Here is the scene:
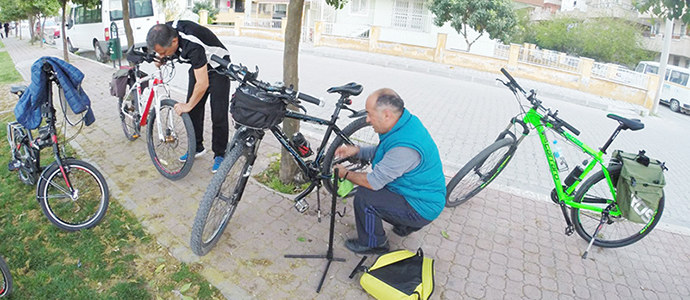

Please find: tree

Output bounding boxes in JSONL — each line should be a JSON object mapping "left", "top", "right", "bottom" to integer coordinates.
{"left": 635, "top": 0, "right": 690, "bottom": 23}
{"left": 279, "top": 0, "right": 345, "bottom": 183}
{"left": 192, "top": 0, "right": 219, "bottom": 24}
{"left": 530, "top": 16, "right": 652, "bottom": 67}
{"left": 25, "top": 0, "right": 60, "bottom": 45}
{"left": 0, "top": 0, "right": 29, "bottom": 39}
{"left": 429, "top": 0, "right": 518, "bottom": 52}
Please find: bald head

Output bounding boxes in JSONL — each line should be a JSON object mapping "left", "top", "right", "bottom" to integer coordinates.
{"left": 369, "top": 88, "right": 405, "bottom": 116}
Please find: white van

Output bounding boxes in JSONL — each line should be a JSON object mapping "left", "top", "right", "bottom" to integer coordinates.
{"left": 64, "top": 0, "right": 161, "bottom": 63}
{"left": 635, "top": 61, "right": 690, "bottom": 114}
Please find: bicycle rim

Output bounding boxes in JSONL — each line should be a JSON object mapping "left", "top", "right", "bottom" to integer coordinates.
{"left": 119, "top": 92, "right": 140, "bottom": 140}
{"left": 147, "top": 101, "right": 194, "bottom": 180}
{"left": 446, "top": 139, "right": 514, "bottom": 207}
{"left": 322, "top": 117, "right": 378, "bottom": 194}
{"left": 40, "top": 161, "right": 108, "bottom": 231}
{"left": 572, "top": 166, "right": 664, "bottom": 248}
{"left": 0, "top": 257, "right": 10, "bottom": 297}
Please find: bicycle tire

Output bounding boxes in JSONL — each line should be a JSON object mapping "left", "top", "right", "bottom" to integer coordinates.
{"left": 119, "top": 85, "right": 141, "bottom": 141}
{"left": 37, "top": 159, "right": 110, "bottom": 231}
{"left": 0, "top": 256, "right": 11, "bottom": 298}
{"left": 571, "top": 165, "right": 664, "bottom": 248}
{"left": 445, "top": 138, "right": 516, "bottom": 207}
{"left": 321, "top": 117, "right": 378, "bottom": 195}
{"left": 190, "top": 143, "right": 249, "bottom": 256}
{"left": 146, "top": 99, "right": 196, "bottom": 181}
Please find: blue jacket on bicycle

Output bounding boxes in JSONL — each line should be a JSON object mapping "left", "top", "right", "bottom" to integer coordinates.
{"left": 14, "top": 56, "right": 95, "bottom": 130}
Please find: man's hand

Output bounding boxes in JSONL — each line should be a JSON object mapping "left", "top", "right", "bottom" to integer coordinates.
{"left": 174, "top": 102, "right": 193, "bottom": 115}
{"left": 334, "top": 164, "right": 349, "bottom": 178}
{"left": 335, "top": 145, "right": 360, "bottom": 159}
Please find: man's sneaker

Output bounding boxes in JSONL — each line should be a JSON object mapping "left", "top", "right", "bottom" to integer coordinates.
{"left": 345, "top": 238, "right": 390, "bottom": 254}
{"left": 212, "top": 156, "right": 224, "bottom": 173}
{"left": 179, "top": 148, "right": 207, "bottom": 162}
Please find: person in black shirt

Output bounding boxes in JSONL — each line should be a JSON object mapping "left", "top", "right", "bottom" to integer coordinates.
{"left": 146, "top": 21, "right": 231, "bottom": 173}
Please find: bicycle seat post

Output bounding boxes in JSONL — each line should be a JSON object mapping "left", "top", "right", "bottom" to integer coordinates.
{"left": 599, "top": 125, "right": 623, "bottom": 154}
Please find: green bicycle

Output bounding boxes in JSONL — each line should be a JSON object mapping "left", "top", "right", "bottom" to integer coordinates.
{"left": 445, "top": 68, "right": 664, "bottom": 257}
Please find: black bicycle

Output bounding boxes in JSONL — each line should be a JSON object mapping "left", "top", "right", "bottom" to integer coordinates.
{"left": 0, "top": 256, "right": 10, "bottom": 298}
{"left": 190, "top": 55, "right": 377, "bottom": 256}
{"left": 7, "top": 61, "right": 110, "bottom": 231}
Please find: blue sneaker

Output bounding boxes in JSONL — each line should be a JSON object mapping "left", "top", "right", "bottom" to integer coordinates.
{"left": 179, "top": 148, "right": 207, "bottom": 162}
{"left": 212, "top": 156, "right": 224, "bottom": 173}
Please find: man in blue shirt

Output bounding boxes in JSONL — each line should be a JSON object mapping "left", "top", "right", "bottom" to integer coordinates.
{"left": 334, "top": 88, "right": 446, "bottom": 254}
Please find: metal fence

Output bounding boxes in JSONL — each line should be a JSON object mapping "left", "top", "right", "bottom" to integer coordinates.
{"left": 322, "top": 22, "right": 370, "bottom": 38}
{"left": 519, "top": 47, "right": 581, "bottom": 73}
{"left": 244, "top": 18, "right": 282, "bottom": 30}
{"left": 493, "top": 43, "right": 510, "bottom": 59}
{"left": 592, "top": 62, "right": 649, "bottom": 89}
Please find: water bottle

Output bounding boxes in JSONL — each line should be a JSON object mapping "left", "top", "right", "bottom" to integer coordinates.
{"left": 552, "top": 140, "right": 569, "bottom": 172}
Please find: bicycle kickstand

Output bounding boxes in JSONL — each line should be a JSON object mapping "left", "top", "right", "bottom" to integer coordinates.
{"left": 582, "top": 205, "right": 612, "bottom": 259}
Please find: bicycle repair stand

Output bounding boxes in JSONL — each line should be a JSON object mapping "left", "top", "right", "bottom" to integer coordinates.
{"left": 284, "top": 169, "right": 346, "bottom": 293}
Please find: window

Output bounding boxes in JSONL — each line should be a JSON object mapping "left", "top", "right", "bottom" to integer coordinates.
{"left": 673, "top": 56, "right": 681, "bottom": 66}
{"left": 74, "top": 5, "right": 102, "bottom": 24}
{"left": 350, "top": 0, "right": 369, "bottom": 16}
{"left": 670, "top": 70, "right": 689, "bottom": 86}
{"left": 187, "top": 0, "right": 193, "bottom": 8}
{"left": 392, "top": 0, "right": 426, "bottom": 30}
{"left": 110, "top": 0, "right": 154, "bottom": 21}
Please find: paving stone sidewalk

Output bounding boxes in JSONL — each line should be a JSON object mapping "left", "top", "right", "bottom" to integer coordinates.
{"left": 3, "top": 37, "right": 690, "bottom": 300}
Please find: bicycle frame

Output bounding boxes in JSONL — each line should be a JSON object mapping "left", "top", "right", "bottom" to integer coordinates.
{"left": 509, "top": 106, "right": 621, "bottom": 217}
{"left": 120, "top": 65, "right": 171, "bottom": 140}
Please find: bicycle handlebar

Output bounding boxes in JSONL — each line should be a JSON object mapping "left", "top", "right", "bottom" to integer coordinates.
{"left": 500, "top": 68, "right": 526, "bottom": 94}
{"left": 500, "top": 68, "right": 581, "bottom": 136}
{"left": 210, "top": 54, "right": 325, "bottom": 107}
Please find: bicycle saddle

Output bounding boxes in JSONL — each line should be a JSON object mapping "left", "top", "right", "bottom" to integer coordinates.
{"left": 327, "top": 82, "right": 363, "bottom": 96}
{"left": 10, "top": 85, "right": 27, "bottom": 95}
{"left": 607, "top": 114, "right": 644, "bottom": 131}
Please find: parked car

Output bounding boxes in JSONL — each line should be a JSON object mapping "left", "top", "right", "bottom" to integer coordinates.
{"left": 64, "top": 0, "right": 161, "bottom": 63}
{"left": 35, "top": 19, "right": 60, "bottom": 40}
{"left": 635, "top": 61, "right": 690, "bottom": 114}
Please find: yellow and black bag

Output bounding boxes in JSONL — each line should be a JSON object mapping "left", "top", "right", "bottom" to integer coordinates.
{"left": 350, "top": 248, "right": 434, "bottom": 300}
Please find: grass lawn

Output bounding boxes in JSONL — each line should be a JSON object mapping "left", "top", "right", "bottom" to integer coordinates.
{"left": 0, "top": 38, "right": 223, "bottom": 300}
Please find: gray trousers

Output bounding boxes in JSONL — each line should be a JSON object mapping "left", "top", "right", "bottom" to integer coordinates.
{"left": 354, "top": 187, "right": 431, "bottom": 247}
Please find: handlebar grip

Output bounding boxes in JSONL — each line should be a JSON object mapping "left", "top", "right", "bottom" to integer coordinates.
{"left": 297, "top": 91, "right": 325, "bottom": 107}
{"left": 561, "top": 120, "right": 581, "bottom": 136}
{"left": 210, "top": 54, "right": 231, "bottom": 69}
{"left": 500, "top": 68, "right": 526, "bottom": 94}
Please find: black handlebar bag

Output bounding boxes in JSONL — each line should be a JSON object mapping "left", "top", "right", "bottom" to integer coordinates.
{"left": 231, "top": 84, "right": 287, "bottom": 129}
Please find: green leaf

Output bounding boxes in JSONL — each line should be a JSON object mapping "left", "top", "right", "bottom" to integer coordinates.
{"left": 441, "top": 231, "right": 450, "bottom": 239}
{"left": 155, "top": 264, "right": 165, "bottom": 274}
{"left": 181, "top": 296, "right": 194, "bottom": 300}
{"left": 297, "top": 237, "right": 306, "bottom": 242}
{"left": 156, "top": 296, "right": 164, "bottom": 300}
{"left": 179, "top": 282, "right": 192, "bottom": 293}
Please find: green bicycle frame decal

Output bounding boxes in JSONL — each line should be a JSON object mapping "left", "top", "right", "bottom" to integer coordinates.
{"left": 522, "top": 108, "right": 620, "bottom": 216}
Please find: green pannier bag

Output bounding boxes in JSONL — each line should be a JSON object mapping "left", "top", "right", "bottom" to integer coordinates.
{"left": 612, "top": 150, "right": 666, "bottom": 224}
{"left": 350, "top": 248, "right": 435, "bottom": 300}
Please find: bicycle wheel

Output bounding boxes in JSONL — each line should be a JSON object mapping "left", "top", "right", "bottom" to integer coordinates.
{"left": 119, "top": 84, "right": 141, "bottom": 141}
{"left": 321, "top": 116, "right": 379, "bottom": 195}
{"left": 146, "top": 99, "right": 196, "bottom": 181}
{"left": 190, "top": 143, "right": 250, "bottom": 256}
{"left": 446, "top": 138, "right": 516, "bottom": 207}
{"left": 37, "top": 159, "right": 110, "bottom": 231}
{"left": 0, "top": 256, "right": 11, "bottom": 298}
{"left": 571, "top": 165, "right": 664, "bottom": 248}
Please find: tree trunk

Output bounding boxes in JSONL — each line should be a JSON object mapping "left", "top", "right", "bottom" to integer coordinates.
{"left": 61, "top": 1, "right": 69, "bottom": 62}
{"left": 279, "top": 0, "right": 305, "bottom": 183}
{"left": 40, "top": 18, "right": 45, "bottom": 48}
{"left": 122, "top": 0, "right": 135, "bottom": 54}
{"left": 28, "top": 15, "right": 35, "bottom": 43}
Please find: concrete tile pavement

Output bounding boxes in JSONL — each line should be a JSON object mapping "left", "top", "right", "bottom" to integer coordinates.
{"left": 3, "top": 37, "right": 690, "bottom": 299}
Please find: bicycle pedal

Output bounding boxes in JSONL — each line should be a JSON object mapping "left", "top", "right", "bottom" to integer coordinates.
{"left": 294, "top": 199, "right": 309, "bottom": 213}
{"left": 7, "top": 160, "right": 21, "bottom": 172}
{"left": 565, "top": 226, "right": 574, "bottom": 236}
{"left": 132, "top": 134, "right": 139, "bottom": 138}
